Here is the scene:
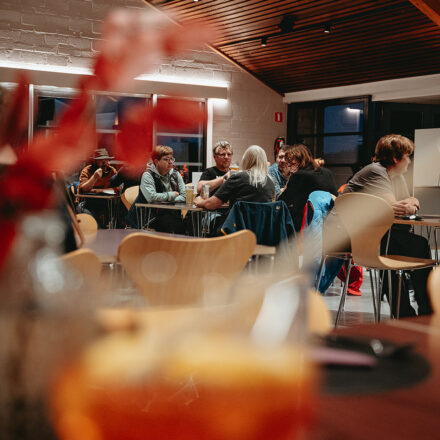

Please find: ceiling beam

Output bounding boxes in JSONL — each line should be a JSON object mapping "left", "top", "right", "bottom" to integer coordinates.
{"left": 408, "top": 0, "right": 440, "bottom": 26}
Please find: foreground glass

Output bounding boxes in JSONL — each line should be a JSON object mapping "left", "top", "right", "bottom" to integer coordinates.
{"left": 51, "top": 275, "right": 315, "bottom": 440}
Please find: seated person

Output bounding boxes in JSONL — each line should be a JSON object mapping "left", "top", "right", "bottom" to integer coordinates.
{"left": 197, "top": 140, "right": 233, "bottom": 196}
{"left": 343, "top": 134, "right": 432, "bottom": 317}
{"left": 195, "top": 145, "right": 275, "bottom": 235}
{"left": 78, "top": 148, "right": 118, "bottom": 228}
{"left": 268, "top": 145, "right": 289, "bottom": 197}
{"left": 279, "top": 144, "right": 337, "bottom": 232}
{"left": 127, "top": 145, "right": 186, "bottom": 234}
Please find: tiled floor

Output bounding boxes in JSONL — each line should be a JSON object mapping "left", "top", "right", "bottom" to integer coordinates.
{"left": 322, "top": 269, "right": 392, "bottom": 327}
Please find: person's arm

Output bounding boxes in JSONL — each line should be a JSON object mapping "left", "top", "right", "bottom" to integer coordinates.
{"left": 79, "top": 166, "right": 101, "bottom": 192}
{"left": 379, "top": 193, "right": 419, "bottom": 216}
{"left": 197, "top": 175, "right": 226, "bottom": 194}
{"left": 195, "top": 195, "right": 223, "bottom": 210}
{"left": 174, "top": 173, "right": 186, "bottom": 203}
{"left": 140, "top": 172, "right": 172, "bottom": 202}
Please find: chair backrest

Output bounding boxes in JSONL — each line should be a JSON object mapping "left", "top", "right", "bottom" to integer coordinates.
{"left": 334, "top": 193, "right": 394, "bottom": 268}
{"left": 117, "top": 230, "right": 256, "bottom": 306}
{"left": 121, "top": 186, "right": 139, "bottom": 210}
{"left": 76, "top": 213, "right": 98, "bottom": 243}
{"left": 221, "top": 200, "right": 295, "bottom": 246}
{"left": 61, "top": 248, "right": 102, "bottom": 291}
{"left": 428, "top": 266, "right": 440, "bottom": 314}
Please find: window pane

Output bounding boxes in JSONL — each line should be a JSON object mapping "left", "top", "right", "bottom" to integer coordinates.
{"left": 324, "top": 102, "right": 363, "bottom": 134}
{"left": 96, "top": 96, "right": 148, "bottom": 129}
{"left": 157, "top": 135, "right": 203, "bottom": 166}
{"left": 323, "top": 135, "right": 362, "bottom": 164}
{"left": 36, "top": 97, "right": 75, "bottom": 128}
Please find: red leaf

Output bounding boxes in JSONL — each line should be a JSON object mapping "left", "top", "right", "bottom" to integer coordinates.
{"left": 114, "top": 104, "right": 153, "bottom": 168}
{"left": 0, "top": 220, "right": 16, "bottom": 272}
{"left": 0, "top": 157, "right": 53, "bottom": 214}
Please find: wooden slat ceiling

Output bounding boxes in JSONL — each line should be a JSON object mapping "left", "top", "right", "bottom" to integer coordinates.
{"left": 144, "top": 0, "right": 440, "bottom": 95}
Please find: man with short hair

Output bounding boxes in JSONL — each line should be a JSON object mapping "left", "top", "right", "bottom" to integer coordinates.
{"left": 343, "top": 134, "right": 432, "bottom": 317}
{"left": 78, "top": 148, "right": 118, "bottom": 228}
{"left": 268, "top": 145, "right": 289, "bottom": 196}
{"left": 197, "top": 140, "right": 233, "bottom": 196}
{"left": 128, "top": 145, "right": 186, "bottom": 233}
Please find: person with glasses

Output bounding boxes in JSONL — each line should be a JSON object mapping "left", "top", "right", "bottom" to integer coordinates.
{"left": 197, "top": 140, "right": 233, "bottom": 196}
{"left": 127, "top": 145, "right": 186, "bottom": 233}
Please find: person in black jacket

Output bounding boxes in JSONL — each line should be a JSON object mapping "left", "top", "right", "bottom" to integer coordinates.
{"left": 279, "top": 144, "right": 337, "bottom": 231}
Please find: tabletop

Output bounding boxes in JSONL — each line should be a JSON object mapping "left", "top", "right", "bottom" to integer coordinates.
{"left": 307, "top": 315, "right": 440, "bottom": 439}
{"left": 135, "top": 202, "right": 204, "bottom": 212}
{"left": 394, "top": 215, "right": 440, "bottom": 227}
{"left": 77, "top": 192, "right": 121, "bottom": 200}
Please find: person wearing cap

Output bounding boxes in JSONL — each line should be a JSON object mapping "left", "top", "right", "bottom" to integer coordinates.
{"left": 79, "top": 148, "right": 118, "bottom": 193}
{"left": 197, "top": 141, "right": 233, "bottom": 196}
{"left": 78, "top": 148, "right": 118, "bottom": 228}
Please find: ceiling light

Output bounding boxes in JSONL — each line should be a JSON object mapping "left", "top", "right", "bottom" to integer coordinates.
{"left": 261, "top": 36, "right": 268, "bottom": 47}
{"left": 324, "top": 22, "right": 332, "bottom": 34}
{"left": 278, "top": 15, "right": 295, "bottom": 33}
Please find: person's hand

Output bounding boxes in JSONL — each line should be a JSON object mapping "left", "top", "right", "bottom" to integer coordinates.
{"left": 405, "top": 197, "right": 420, "bottom": 210}
{"left": 93, "top": 168, "right": 103, "bottom": 179}
{"left": 392, "top": 200, "right": 417, "bottom": 216}
{"left": 194, "top": 196, "right": 203, "bottom": 207}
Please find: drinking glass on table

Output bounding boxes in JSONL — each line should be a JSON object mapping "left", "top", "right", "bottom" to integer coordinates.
{"left": 50, "top": 274, "right": 315, "bottom": 440}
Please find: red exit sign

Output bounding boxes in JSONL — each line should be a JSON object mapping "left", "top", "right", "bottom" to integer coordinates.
{"left": 275, "top": 112, "right": 283, "bottom": 122}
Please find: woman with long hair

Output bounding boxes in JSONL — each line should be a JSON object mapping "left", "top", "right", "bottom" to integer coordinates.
{"left": 196, "top": 145, "right": 275, "bottom": 210}
{"left": 279, "top": 143, "right": 337, "bottom": 231}
{"left": 195, "top": 145, "right": 275, "bottom": 235}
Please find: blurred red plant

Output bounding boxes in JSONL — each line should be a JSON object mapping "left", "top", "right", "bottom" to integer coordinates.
{"left": 0, "top": 8, "right": 213, "bottom": 271}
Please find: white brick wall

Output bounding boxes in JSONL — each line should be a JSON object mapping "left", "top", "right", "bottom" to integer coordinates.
{"left": 0, "top": 0, "right": 286, "bottom": 163}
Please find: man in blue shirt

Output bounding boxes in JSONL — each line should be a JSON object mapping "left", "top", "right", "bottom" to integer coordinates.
{"left": 268, "top": 145, "right": 289, "bottom": 196}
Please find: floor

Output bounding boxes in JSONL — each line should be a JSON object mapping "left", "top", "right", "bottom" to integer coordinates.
{"left": 322, "top": 269, "right": 392, "bottom": 327}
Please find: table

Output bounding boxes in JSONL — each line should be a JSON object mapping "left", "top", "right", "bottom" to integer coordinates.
{"left": 77, "top": 192, "right": 121, "bottom": 229}
{"left": 308, "top": 315, "right": 440, "bottom": 439}
{"left": 394, "top": 215, "right": 440, "bottom": 261}
{"left": 135, "top": 202, "right": 227, "bottom": 237}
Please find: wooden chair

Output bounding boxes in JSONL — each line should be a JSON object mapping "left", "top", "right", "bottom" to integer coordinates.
{"left": 76, "top": 213, "right": 98, "bottom": 242}
{"left": 121, "top": 186, "right": 139, "bottom": 211}
{"left": 117, "top": 230, "right": 256, "bottom": 306}
{"left": 335, "top": 193, "right": 437, "bottom": 319}
{"left": 428, "top": 266, "right": 440, "bottom": 313}
{"left": 61, "top": 248, "right": 102, "bottom": 291}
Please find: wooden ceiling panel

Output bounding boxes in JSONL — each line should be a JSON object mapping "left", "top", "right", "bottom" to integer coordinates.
{"left": 144, "top": 0, "right": 440, "bottom": 94}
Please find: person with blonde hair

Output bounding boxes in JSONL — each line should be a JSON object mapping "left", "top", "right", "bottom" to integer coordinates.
{"left": 195, "top": 145, "right": 275, "bottom": 235}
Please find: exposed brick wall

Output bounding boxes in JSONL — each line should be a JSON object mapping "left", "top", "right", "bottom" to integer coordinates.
{"left": 0, "top": 0, "right": 286, "bottom": 162}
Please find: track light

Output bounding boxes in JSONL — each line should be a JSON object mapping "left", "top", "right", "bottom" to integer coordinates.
{"left": 261, "top": 36, "right": 268, "bottom": 47}
{"left": 278, "top": 15, "right": 295, "bottom": 33}
{"left": 324, "top": 22, "right": 332, "bottom": 34}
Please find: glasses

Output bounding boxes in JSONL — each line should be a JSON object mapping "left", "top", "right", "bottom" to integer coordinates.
{"left": 161, "top": 157, "right": 175, "bottom": 163}
{"left": 216, "top": 153, "right": 232, "bottom": 158}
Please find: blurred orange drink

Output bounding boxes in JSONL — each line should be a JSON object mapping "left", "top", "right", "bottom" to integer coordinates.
{"left": 51, "top": 330, "right": 314, "bottom": 440}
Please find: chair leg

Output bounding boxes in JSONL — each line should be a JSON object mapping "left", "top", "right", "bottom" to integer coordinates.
{"left": 316, "top": 255, "right": 328, "bottom": 293}
{"left": 388, "top": 271, "right": 393, "bottom": 319}
{"left": 335, "top": 258, "right": 352, "bottom": 328}
{"left": 396, "top": 270, "right": 403, "bottom": 319}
